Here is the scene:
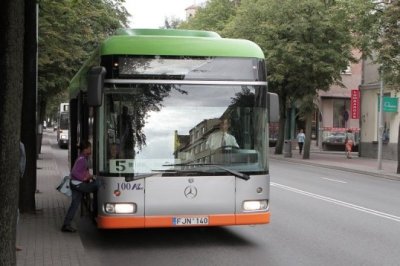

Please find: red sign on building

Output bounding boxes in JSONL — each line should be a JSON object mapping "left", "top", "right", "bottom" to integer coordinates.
{"left": 351, "top": 89, "right": 360, "bottom": 119}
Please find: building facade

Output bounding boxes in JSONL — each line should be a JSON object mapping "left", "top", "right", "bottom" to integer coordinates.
{"left": 317, "top": 50, "right": 362, "bottom": 151}
{"left": 359, "top": 56, "right": 399, "bottom": 160}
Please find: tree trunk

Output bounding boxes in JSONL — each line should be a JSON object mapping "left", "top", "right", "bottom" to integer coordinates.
{"left": 303, "top": 111, "right": 313, "bottom": 159}
{"left": 0, "top": 1, "right": 24, "bottom": 265}
{"left": 397, "top": 121, "right": 400, "bottom": 174}
{"left": 39, "top": 99, "right": 47, "bottom": 126}
{"left": 274, "top": 92, "right": 287, "bottom": 154}
{"left": 19, "top": 0, "right": 37, "bottom": 213}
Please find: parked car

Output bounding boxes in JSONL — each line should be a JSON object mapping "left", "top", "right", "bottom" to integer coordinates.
{"left": 322, "top": 132, "right": 357, "bottom": 151}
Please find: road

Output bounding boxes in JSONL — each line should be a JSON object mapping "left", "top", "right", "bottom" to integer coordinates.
{"left": 48, "top": 131, "right": 400, "bottom": 266}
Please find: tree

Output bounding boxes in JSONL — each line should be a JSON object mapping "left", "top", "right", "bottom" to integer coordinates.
{"left": 374, "top": 1, "right": 400, "bottom": 86}
{"left": 179, "top": 0, "right": 237, "bottom": 34}
{"left": 297, "top": 95, "right": 318, "bottom": 158}
{"left": 0, "top": 1, "right": 24, "bottom": 265}
{"left": 18, "top": 0, "right": 130, "bottom": 214}
{"left": 19, "top": 0, "right": 38, "bottom": 214}
{"left": 163, "top": 17, "right": 182, "bottom": 29}
{"left": 38, "top": 0, "right": 129, "bottom": 121}
{"left": 342, "top": 1, "right": 400, "bottom": 172}
{"left": 225, "top": 0, "right": 355, "bottom": 159}
{"left": 374, "top": 1, "right": 400, "bottom": 173}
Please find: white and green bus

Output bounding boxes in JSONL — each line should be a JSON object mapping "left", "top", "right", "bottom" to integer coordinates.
{"left": 68, "top": 29, "right": 278, "bottom": 229}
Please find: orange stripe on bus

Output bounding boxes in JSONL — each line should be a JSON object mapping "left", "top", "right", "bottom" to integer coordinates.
{"left": 97, "top": 216, "right": 145, "bottom": 229}
{"left": 236, "top": 212, "right": 270, "bottom": 224}
{"left": 97, "top": 212, "right": 270, "bottom": 229}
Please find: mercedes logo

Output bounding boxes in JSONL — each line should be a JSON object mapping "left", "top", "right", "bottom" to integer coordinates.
{"left": 184, "top": 185, "right": 198, "bottom": 199}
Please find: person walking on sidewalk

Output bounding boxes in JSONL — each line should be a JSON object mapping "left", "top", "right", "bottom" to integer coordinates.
{"left": 61, "top": 141, "right": 99, "bottom": 233}
{"left": 296, "top": 129, "right": 305, "bottom": 155}
{"left": 345, "top": 130, "right": 354, "bottom": 159}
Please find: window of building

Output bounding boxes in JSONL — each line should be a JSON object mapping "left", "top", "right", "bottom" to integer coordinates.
{"left": 332, "top": 98, "right": 350, "bottom": 128}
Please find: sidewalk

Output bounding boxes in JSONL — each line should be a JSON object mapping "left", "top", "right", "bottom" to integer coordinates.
{"left": 16, "top": 137, "right": 400, "bottom": 266}
{"left": 16, "top": 134, "right": 99, "bottom": 266}
{"left": 270, "top": 142, "right": 400, "bottom": 181}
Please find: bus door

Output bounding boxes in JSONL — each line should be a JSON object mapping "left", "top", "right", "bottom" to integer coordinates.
{"left": 144, "top": 174, "right": 236, "bottom": 227}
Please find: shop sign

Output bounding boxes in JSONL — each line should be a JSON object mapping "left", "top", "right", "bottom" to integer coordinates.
{"left": 378, "top": 97, "right": 398, "bottom": 112}
{"left": 351, "top": 90, "right": 360, "bottom": 119}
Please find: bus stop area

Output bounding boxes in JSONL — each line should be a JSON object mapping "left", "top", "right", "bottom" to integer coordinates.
{"left": 16, "top": 136, "right": 400, "bottom": 266}
{"left": 16, "top": 133, "right": 101, "bottom": 266}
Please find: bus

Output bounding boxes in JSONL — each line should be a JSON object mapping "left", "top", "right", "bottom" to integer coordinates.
{"left": 57, "top": 103, "right": 69, "bottom": 148}
{"left": 68, "top": 29, "right": 279, "bottom": 229}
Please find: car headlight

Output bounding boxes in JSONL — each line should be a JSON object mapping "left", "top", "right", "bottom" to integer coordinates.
{"left": 105, "top": 203, "right": 136, "bottom": 214}
{"left": 243, "top": 200, "right": 268, "bottom": 211}
{"left": 61, "top": 135, "right": 67, "bottom": 139}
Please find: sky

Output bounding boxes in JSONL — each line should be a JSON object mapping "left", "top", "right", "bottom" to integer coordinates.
{"left": 124, "top": 0, "right": 205, "bottom": 29}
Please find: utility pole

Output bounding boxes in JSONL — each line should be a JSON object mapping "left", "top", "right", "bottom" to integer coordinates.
{"left": 377, "top": 70, "right": 384, "bottom": 170}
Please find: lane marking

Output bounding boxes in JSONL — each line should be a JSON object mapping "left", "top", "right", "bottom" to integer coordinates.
{"left": 321, "top": 177, "right": 347, "bottom": 184}
{"left": 271, "top": 182, "right": 400, "bottom": 223}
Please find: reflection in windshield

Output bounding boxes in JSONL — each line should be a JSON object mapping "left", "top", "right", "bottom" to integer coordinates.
{"left": 99, "top": 84, "right": 268, "bottom": 176}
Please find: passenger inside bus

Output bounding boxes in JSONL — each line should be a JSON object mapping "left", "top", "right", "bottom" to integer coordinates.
{"left": 108, "top": 142, "right": 120, "bottom": 159}
{"left": 117, "top": 106, "right": 134, "bottom": 158}
{"left": 206, "top": 118, "right": 239, "bottom": 150}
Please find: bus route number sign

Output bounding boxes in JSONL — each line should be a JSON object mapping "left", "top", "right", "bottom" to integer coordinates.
{"left": 172, "top": 216, "right": 209, "bottom": 226}
{"left": 110, "top": 159, "right": 135, "bottom": 174}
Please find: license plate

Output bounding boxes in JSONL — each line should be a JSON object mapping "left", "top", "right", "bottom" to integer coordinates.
{"left": 172, "top": 216, "right": 209, "bottom": 226}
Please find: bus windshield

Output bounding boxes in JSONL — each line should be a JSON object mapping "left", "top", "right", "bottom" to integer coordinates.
{"left": 98, "top": 84, "right": 269, "bottom": 176}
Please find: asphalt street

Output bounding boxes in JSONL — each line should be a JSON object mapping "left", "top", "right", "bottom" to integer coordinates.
{"left": 76, "top": 157, "right": 400, "bottom": 265}
{"left": 20, "top": 131, "right": 400, "bottom": 266}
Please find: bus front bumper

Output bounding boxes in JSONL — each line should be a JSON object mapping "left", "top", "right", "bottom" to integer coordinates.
{"left": 96, "top": 212, "right": 270, "bottom": 229}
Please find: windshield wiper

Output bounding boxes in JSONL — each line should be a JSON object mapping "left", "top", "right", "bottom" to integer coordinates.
{"left": 125, "top": 173, "right": 157, "bottom": 182}
{"left": 162, "top": 163, "right": 250, "bottom": 181}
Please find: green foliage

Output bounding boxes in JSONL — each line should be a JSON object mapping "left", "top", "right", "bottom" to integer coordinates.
{"left": 376, "top": 1, "right": 400, "bottom": 86}
{"left": 221, "top": 0, "right": 358, "bottom": 154}
{"left": 163, "top": 17, "right": 183, "bottom": 29}
{"left": 179, "top": 0, "right": 237, "bottom": 34}
{"left": 39, "top": 0, "right": 129, "bottom": 114}
{"left": 226, "top": 0, "right": 354, "bottom": 100}
{"left": 335, "top": 0, "right": 400, "bottom": 86}
{"left": 333, "top": 0, "right": 381, "bottom": 58}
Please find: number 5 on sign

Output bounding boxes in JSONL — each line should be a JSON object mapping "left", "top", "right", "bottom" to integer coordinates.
{"left": 110, "top": 159, "right": 135, "bottom": 173}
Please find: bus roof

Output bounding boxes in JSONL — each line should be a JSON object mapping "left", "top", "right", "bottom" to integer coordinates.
{"left": 69, "top": 29, "right": 265, "bottom": 98}
{"left": 101, "top": 29, "right": 264, "bottom": 58}
{"left": 115, "top": 28, "right": 222, "bottom": 38}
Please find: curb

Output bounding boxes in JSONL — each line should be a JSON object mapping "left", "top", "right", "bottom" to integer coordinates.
{"left": 271, "top": 156, "right": 400, "bottom": 181}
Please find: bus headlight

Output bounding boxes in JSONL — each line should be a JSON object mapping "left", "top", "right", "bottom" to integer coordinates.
{"left": 243, "top": 200, "right": 268, "bottom": 211}
{"left": 105, "top": 203, "right": 136, "bottom": 214}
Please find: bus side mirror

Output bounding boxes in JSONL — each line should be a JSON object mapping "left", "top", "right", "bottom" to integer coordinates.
{"left": 267, "top": 92, "right": 279, "bottom": 123}
{"left": 87, "top": 66, "right": 106, "bottom": 107}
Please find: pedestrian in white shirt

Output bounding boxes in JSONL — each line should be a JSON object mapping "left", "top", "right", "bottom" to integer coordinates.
{"left": 297, "top": 129, "right": 305, "bottom": 155}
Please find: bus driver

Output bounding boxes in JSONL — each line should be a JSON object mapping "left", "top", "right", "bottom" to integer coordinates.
{"left": 206, "top": 118, "right": 239, "bottom": 150}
